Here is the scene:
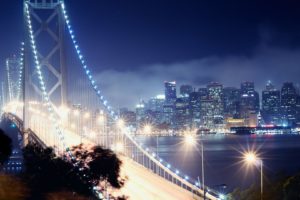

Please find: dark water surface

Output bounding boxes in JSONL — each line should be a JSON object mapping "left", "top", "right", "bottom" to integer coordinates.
{"left": 135, "top": 134, "right": 300, "bottom": 192}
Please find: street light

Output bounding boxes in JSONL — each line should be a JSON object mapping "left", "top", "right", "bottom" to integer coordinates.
{"left": 243, "top": 152, "right": 263, "bottom": 200}
{"left": 184, "top": 134, "right": 196, "bottom": 146}
{"left": 143, "top": 124, "right": 152, "bottom": 135}
{"left": 183, "top": 134, "right": 205, "bottom": 199}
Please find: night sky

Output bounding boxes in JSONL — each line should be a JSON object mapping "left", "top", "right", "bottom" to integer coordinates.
{"left": 1, "top": 0, "right": 300, "bottom": 108}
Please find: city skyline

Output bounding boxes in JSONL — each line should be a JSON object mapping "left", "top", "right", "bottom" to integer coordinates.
{"left": 130, "top": 79, "right": 300, "bottom": 107}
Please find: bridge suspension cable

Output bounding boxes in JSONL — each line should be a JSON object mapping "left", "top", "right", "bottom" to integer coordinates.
{"left": 16, "top": 42, "right": 25, "bottom": 102}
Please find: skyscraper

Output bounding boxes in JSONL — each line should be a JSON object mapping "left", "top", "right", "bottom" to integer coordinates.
{"left": 240, "top": 81, "right": 260, "bottom": 114}
{"left": 261, "top": 82, "right": 281, "bottom": 125}
{"left": 164, "top": 81, "right": 176, "bottom": 127}
{"left": 189, "top": 91, "right": 201, "bottom": 127}
{"left": 200, "top": 98, "right": 215, "bottom": 129}
{"left": 164, "top": 81, "right": 177, "bottom": 104}
{"left": 281, "top": 82, "right": 297, "bottom": 126}
{"left": 146, "top": 95, "right": 165, "bottom": 125}
{"left": 207, "top": 82, "right": 224, "bottom": 117}
{"left": 174, "top": 97, "right": 190, "bottom": 130}
{"left": 223, "top": 87, "right": 241, "bottom": 118}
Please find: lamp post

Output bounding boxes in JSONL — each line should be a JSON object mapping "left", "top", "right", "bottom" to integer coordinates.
{"left": 184, "top": 134, "right": 205, "bottom": 199}
{"left": 244, "top": 152, "right": 263, "bottom": 200}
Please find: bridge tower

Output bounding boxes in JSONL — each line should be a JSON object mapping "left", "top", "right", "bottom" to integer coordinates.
{"left": 23, "top": 0, "right": 67, "bottom": 135}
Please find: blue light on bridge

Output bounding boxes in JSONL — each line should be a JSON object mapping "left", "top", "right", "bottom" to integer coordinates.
{"left": 219, "top": 194, "right": 226, "bottom": 200}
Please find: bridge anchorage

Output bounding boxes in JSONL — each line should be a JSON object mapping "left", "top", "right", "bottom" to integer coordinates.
{"left": 1, "top": 0, "right": 224, "bottom": 199}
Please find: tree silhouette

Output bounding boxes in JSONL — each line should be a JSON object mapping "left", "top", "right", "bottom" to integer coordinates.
{"left": 71, "top": 144, "right": 124, "bottom": 188}
{"left": 0, "top": 129, "right": 12, "bottom": 166}
{"left": 22, "top": 144, "right": 93, "bottom": 198}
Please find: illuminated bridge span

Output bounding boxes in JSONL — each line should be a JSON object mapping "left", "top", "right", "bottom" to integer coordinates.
{"left": 1, "top": 1, "right": 223, "bottom": 199}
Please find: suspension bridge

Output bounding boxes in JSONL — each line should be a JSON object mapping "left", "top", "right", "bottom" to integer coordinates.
{"left": 1, "top": 1, "right": 224, "bottom": 199}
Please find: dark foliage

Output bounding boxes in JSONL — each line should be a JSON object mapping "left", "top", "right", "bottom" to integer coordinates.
{"left": 22, "top": 144, "right": 94, "bottom": 199}
{"left": 228, "top": 171, "right": 300, "bottom": 200}
{"left": 71, "top": 144, "right": 124, "bottom": 189}
{"left": 0, "top": 129, "right": 12, "bottom": 165}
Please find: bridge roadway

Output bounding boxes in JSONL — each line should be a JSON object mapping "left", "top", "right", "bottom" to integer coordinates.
{"left": 5, "top": 113, "right": 209, "bottom": 200}
{"left": 62, "top": 129, "right": 201, "bottom": 200}
{"left": 116, "top": 157, "right": 198, "bottom": 200}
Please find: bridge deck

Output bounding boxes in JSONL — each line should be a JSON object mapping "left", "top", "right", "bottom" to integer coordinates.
{"left": 116, "top": 157, "right": 199, "bottom": 200}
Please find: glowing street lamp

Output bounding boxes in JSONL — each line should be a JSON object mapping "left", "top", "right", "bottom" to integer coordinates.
{"left": 183, "top": 133, "right": 205, "bottom": 198}
{"left": 184, "top": 134, "right": 196, "bottom": 146}
{"left": 243, "top": 152, "right": 263, "bottom": 200}
{"left": 143, "top": 124, "right": 152, "bottom": 135}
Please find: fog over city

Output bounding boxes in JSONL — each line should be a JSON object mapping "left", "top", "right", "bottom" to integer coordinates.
{"left": 97, "top": 42, "right": 300, "bottom": 108}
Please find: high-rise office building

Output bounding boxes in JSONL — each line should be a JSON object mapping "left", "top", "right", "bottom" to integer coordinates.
{"left": 261, "top": 82, "right": 281, "bottom": 125}
{"left": 240, "top": 81, "right": 260, "bottom": 114}
{"left": 200, "top": 98, "right": 215, "bottom": 129}
{"left": 162, "top": 104, "right": 174, "bottom": 126}
{"left": 281, "top": 82, "right": 297, "bottom": 126}
{"left": 146, "top": 95, "right": 165, "bottom": 125}
{"left": 164, "top": 81, "right": 177, "bottom": 104}
{"left": 136, "top": 103, "right": 146, "bottom": 128}
{"left": 164, "top": 81, "right": 176, "bottom": 127}
{"left": 207, "top": 82, "right": 224, "bottom": 117}
{"left": 241, "top": 81, "right": 255, "bottom": 94}
{"left": 223, "top": 87, "right": 241, "bottom": 118}
{"left": 147, "top": 95, "right": 165, "bottom": 112}
{"left": 189, "top": 91, "right": 201, "bottom": 127}
{"left": 174, "top": 97, "right": 191, "bottom": 130}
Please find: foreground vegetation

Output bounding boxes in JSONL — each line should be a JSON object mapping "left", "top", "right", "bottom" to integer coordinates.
{"left": 0, "top": 128, "right": 126, "bottom": 200}
{"left": 228, "top": 172, "right": 300, "bottom": 200}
